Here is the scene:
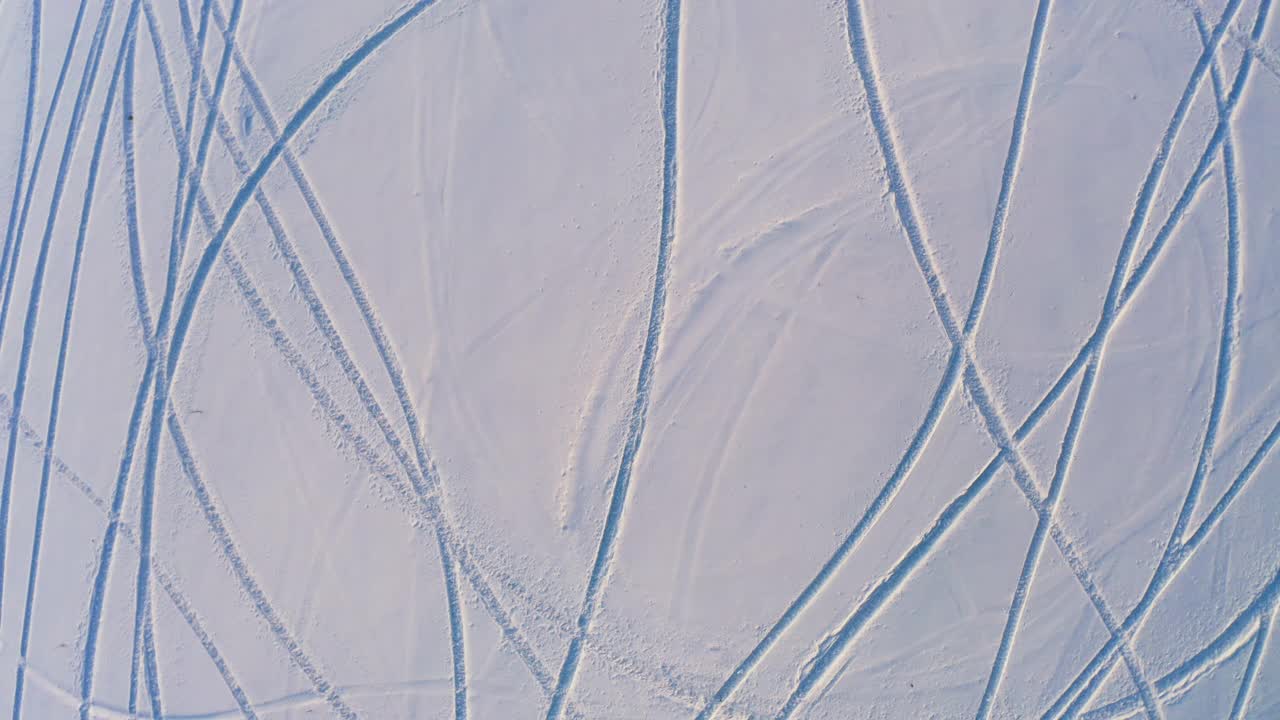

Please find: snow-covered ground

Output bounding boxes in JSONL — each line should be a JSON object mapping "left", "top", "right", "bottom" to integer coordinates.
{"left": 0, "top": 0, "right": 1277, "bottom": 717}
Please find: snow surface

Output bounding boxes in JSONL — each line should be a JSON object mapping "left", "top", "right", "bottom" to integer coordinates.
{"left": 0, "top": 0, "right": 1278, "bottom": 718}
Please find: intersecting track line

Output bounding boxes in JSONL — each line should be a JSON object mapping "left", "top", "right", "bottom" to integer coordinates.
{"left": 129, "top": 0, "right": 244, "bottom": 714}
{"left": 219, "top": 246, "right": 588, "bottom": 715}
{"left": 74, "top": 0, "right": 246, "bottom": 714}
{"left": 10, "top": 5, "right": 137, "bottom": 719}
{"left": 766, "top": 0, "right": 1256, "bottom": 715}
{"left": 1227, "top": 606, "right": 1272, "bottom": 720}
{"left": 1051, "top": 381, "right": 1280, "bottom": 718}
{"left": 15, "top": 423, "right": 470, "bottom": 717}
{"left": 82, "top": 3, "right": 380, "bottom": 717}
{"left": 78, "top": 4, "right": 166, "bottom": 712}
{"left": 1078, "top": 409, "right": 1280, "bottom": 716}
{"left": 0, "top": 0, "right": 117, "bottom": 638}
{"left": 782, "top": 0, "right": 1144, "bottom": 712}
{"left": 106, "top": 1, "right": 444, "bottom": 717}
{"left": 181, "top": 0, "right": 214, "bottom": 143}
{"left": 542, "top": 1, "right": 681, "bottom": 717}
{"left": 186, "top": 0, "right": 472, "bottom": 712}
{"left": 694, "top": 1, "right": 1057, "bottom": 715}
{"left": 0, "top": 0, "right": 40, "bottom": 346}
{"left": 134, "top": 118, "right": 358, "bottom": 720}
{"left": 1079, "top": 569, "right": 1280, "bottom": 720}
{"left": 1166, "top": 0, "right": 1280, "bottom": 81}
{"left": 0, "top": 0, "right": 85, "bottom": 353}
{"left": 204, "top": 1, "right": 524, "bottom": 711}
{"left": 975, "top": 355, "right": 1096, "bottom": 717}
{"left": 153, "top": 0, "right": 570, "bottom": 710}
{"left": 978, "top": 0, "right": 1262, "bottom": 711}
{"left": 1187, "top": 12, "right": 1249, "bottom": 720}
{"left": 167, "top": 411, "right": 360, "bottom": 719}
{"left": 4, "top": 373, "right": 644, "bottom": 719}
{"left": 0, "top": 392, "right": 260, "bottom": 719}
{"left": 1042, "top": 3, "right": 1275, "bottom": 717}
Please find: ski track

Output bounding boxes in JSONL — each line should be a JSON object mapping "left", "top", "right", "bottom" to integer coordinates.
{"left": 0, "top": 0, "right": 1276, "bottom": 717}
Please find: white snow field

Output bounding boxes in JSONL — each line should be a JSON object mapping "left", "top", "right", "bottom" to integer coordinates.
{"left": 0, "top": 0, "right": 1278, "bottom": 717}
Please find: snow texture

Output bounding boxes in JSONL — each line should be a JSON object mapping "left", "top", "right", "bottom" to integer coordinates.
{"left": 0, "top": 0, "right": 1278, "bottom": 718}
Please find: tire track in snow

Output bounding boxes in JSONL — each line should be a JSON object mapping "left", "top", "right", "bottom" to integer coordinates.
{"left": 78, "top": 343, "right": 154, "bottom": 718}
{"left": 75, "top": 23, "right": 153, "bottom": 713}
{"left": 74, "top": 9, "right": 204, "bottom": 708}
{"left": 203, "top": 3, "right": 491, "bottom": 709}
{"left": 200, "top": 11, "right": 571, "bottom": 705}
{"left": 544, "top": 1, "right": 681, "bottom": 717}
{"left": 1054, "top": 400, "right": 1280, "bottom": 717}
{"left": 121, "top": 2, "right": 442, "bottom": 717}
{"left": 747, "top": 1, "right": 1257, "bottom": 714}
{"left": 11, "top": 5, "right": 136, "bottom": 719}
{"left": 975, "top": 360, "right": 1101, "bottom": 720}
{"left": 0, "top": 392, "right": 260, "bottom": 719}
{"left": 1227, "top": 608, "right": 1271, "bottom": 720}
{"left": 77, "top": 4, "right": 229, "bottom": 711}
{"left": 773, "top": 0, "right": 1160, "bottom": 713}
{"left": 0, "top": 0, "right": 40, "bottom": 347}
{"left": 221, "top": 243, "right": 583, "bottom": 716}
{"left": 120, "top": 19, "right": 151, "bottom": 332}
{"left": 1166, "top": 0, "right": 1280, "bottom": 81}
{"left": 181, "top": 0, "right": 214, "bottom": 142}
{"left": 1043, "top": 3, "right": 1274, "bottom": 717}
{"left": 99, "top": 7, "right": 370, "bottom": 715}
{"left": 0, "top": 0, "right": 117, "bottom": 633}
{"left": 167, "top": 412, "right": 360, "bottom": 720}
{"left": 693, "top": 4, "right": 1109, "bottom": 714}
{"left": 11, "top": 369, "right": 601, "bottom": 719}
{"left": 168, "top": 0, "right": 551, "bottom": 712}
{"left": 129, "top": 0, "right": 242, "bottom": 713}
{"left": 177, "top": 3, "right": 471, "bottom": 711}
{"left": 0, "top": 0, "right": 86, "bottom": 353}
{"left": 963, "top": 0, "right": 1052, "bottom": 337}
{"left": 975, "top": 0, "right": 1262, "bottom": 710}
{"left": 155, "top": 1, "right": 565, "bottom": 707}
{"left": 1079, "top": 572, "right": 1280, "bottom": 720}
{"left": 1198, "top": 4, "right": 1242, "bottom": 507}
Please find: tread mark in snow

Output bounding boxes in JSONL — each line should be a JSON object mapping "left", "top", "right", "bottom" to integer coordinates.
{"left": 0, "top": 0, "right": 117, "bottom": 653}
{"left": 129, "top": 0, "right": 244, "bottom": 714}
{"left": 1, "top": 392, "right": 260, "bottom": 719}
{"left": 544, "top": 1, "right": 682, "bottom": 717}
{"left": 12, "top": 6, "right": 138, "bottom": 720}
{"left": 0, "top": 0, "right": 87, "bottom": 353}
{"left": 0, "top": 0, "right": 42, "bottom": 355}
{"left": 93, "top": 3, "right": 446, "bottom": 719}
{"left": 769, "top": 0, "right": 1256, "bottom": 714}
{"left": 168, "top": 412, "right": 360, "bottom": 719}
{"left": 1045, "top": 2, "right": 1274, "bottom": 717}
